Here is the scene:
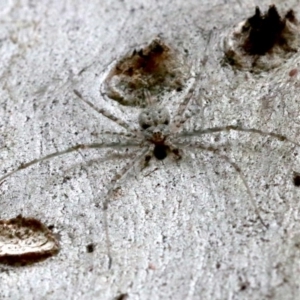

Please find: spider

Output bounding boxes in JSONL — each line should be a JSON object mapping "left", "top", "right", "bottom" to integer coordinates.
{"left": 1, "top": 71, "right": 299, "bottom": 267}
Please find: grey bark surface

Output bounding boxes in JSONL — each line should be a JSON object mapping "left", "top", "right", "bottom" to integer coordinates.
{"left": 1, "top": 0, "right": 300, "bottom": 299}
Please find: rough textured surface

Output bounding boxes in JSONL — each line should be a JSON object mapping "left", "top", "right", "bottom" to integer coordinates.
{"left": 1, "top": 0, "right": 300, "bottom": 299}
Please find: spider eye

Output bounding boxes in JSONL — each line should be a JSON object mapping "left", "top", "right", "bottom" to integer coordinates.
{"left": 164, "top": 120, "right": 169, "bottom": 125}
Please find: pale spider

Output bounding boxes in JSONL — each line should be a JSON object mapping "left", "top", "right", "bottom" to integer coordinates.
{"left": 1, "top": 70, "right": 300, "bottom": 268}
{"left": 1, "top": 73, "right": 299, "bottom": 228}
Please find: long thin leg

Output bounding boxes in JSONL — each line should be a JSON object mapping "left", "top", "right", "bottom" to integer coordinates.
{"left": 177, "top": 125, "right": 300, "bottom": 148}
{"left": 100, "top": 129, "right": 142, "bottom": 140}
{"left": 173, "top": 31, "right": 213, "bottom": 131}
{"left": 173, "top": 75, "right": 202, "bottom": 130}
{"left": 179, "top": 141, "right": 268, "bottom": 228}
{"left": 0, "top": 141, "right": 140, "bottom": 183}
{"left": 144, "top": 90, "right": 156, "bottom": 106}
{"left": 73, "top": 89, "right": 136, "bottom": 134}
{"left": 103, "top": 145, "right": 152, "bottom": 209}
{"left": 100, "top": 145, "right": 151, "bottom": 268}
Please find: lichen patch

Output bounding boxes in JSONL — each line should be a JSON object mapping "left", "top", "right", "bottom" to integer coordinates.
{"left": 103, "top": 37, "right": 187, "bottom": 107}
{"left": 0, "top": 215, "right": 59, "bottom": 265}
{"left": 223, "top": 5, "right": 300, "bottom": 72}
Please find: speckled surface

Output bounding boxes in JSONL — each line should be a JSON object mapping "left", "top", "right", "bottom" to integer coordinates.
{"left": 1, "top": 1, "right": 300, "bottom": 299}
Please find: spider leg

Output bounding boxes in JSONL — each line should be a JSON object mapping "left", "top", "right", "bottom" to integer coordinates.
{"left": 172, "top": 32, "right": 214, "bottom": 132}
{"left": 143, "top": 90, "right": 156, "bottom": 106}
{"left": 0, "top": 140, "right": 140, "bottom": 183}
{"left": 103, "top": 145, "right": 152, "bottom": 209}
{"left": 177, "top": 125, "right": 300, "bottom": 148}
{"left": 173, "top": 76, "right": 202, "bottom": 131}
{"left": 165, "top": 139, "right": 182, "bottom": 159}
{"left": 100, "top": 145, "right": 151, "bottom": 268}
{"left": 73, "top": 89, "right": 136, "bottom": 134}
{"left": 176, "top": 141, "right": 268, "bottom": 228}
{"left": 100, "top": 129, "right": 142, "bottom": 140}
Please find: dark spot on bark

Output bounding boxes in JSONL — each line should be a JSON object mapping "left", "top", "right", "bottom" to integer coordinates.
{"left": 86, "top": 243, "right": 95, "bottom": 253}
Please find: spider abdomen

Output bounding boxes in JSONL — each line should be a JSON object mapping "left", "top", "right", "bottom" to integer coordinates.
{"left": 153, "top": 144, "right": 168, "bottom": 160}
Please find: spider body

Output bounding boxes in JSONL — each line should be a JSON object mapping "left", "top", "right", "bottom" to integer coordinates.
{"left": 138, "top": 106, "right": 180, "bottom": 161}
